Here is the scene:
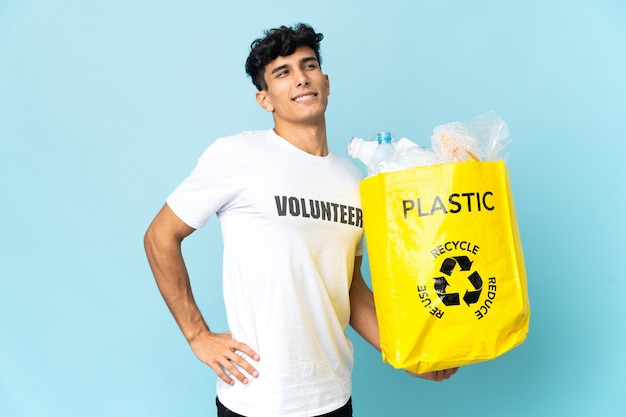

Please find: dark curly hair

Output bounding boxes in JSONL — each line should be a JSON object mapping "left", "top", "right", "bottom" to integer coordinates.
{"left": 245, "top": 23, "right": 324, "bottom": 91}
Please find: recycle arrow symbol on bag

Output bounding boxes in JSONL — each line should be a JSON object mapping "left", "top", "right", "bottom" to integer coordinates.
{"left": 433, "top": 256, "right": 483, "bottom": 307}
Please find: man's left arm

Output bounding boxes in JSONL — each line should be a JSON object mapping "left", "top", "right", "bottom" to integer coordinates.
{"left": 348, "top": 255, "right": 381, "bottom": 351}
{"left": 348, "top": 255, "right": 459, "bottom": 382}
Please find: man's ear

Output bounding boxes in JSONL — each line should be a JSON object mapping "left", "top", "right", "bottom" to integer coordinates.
{"left": 256, "top": 91, "right": 274, "bottom": 112}
{"left": 324, "top": 74, "right": 330, "bottom": 96}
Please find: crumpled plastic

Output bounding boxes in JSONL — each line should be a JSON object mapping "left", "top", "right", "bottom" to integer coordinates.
{"left": 348, "top": 111, "right": 511, "bottom": 174}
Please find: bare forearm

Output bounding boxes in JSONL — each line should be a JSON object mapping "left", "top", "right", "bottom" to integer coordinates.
{"left": 349, "top": 262, "right": 381, "bottom": 351}
{"left": 144, "top": 206, "right": 208, "bottom": 342}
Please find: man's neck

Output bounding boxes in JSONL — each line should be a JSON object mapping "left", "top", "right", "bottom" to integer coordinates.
{"left": 273, "top": 119, "right": 328, "bottom": 157}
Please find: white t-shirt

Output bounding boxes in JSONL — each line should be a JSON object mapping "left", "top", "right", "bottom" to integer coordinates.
{"left": 167, "top": 130, "right": 364, "bottom": 417}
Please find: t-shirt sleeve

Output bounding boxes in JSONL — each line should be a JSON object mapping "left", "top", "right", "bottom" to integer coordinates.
{"left": 166, "top": 138, "right": 239, "bottom": 229}
{"left": 355, "top": 236, "right": 364, "bottom": 257}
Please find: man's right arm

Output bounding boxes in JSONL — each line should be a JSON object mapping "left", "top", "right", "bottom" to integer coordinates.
{"left": 143, "top": 203, "right": 259, "bottom": 385}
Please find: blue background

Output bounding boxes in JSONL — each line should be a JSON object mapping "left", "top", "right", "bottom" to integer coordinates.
{"left": 1, "top": 0, "right": 625, "bottom": 416}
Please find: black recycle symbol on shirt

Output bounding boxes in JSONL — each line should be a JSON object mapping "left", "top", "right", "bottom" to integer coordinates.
{"left": 433, "top": 256, "right": 483, "bottom": 306}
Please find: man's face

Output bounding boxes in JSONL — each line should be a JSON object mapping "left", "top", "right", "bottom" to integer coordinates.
{"left": 256, "top": 46, "right": 330, "bottom": 126}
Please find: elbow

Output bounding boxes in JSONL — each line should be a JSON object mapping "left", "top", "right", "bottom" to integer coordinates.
{"left": 143, "top": 224, "right": 159, "bottom": 263}
{"left": 143, "top": 223, "right": 157, "bottom": 252}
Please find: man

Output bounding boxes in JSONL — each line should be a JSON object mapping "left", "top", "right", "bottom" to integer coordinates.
{"left": 144, "top": 23, "right": 457, "bottom": 417}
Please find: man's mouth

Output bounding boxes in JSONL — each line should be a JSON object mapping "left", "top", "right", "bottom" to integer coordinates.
{"left": 293, "top": 93, "right": 317, "bottom": 102}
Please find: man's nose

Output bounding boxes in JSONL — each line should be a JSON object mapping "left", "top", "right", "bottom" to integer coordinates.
{"left": 296, "top": 71, "right": 310, "bottom": 87}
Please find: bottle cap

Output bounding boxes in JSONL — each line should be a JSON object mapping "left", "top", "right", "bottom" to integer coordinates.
{"left": 377, "top": 131, "right": 392, "bottom": 144}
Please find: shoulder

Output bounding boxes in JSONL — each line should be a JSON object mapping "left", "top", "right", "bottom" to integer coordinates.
{"left": 328, "top": 151, "right": 364, "bottom": 182}
{"left": 199, "top": 130, "right": 273, "bottom": 158}
{"left": 215, "top": 130, "right": 273, "bottom": 145}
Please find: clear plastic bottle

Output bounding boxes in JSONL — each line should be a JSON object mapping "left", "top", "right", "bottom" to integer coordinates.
{"left": 347, "top": 137, "right": 378, "bottom": 167}
{"left": 367, "top": 131, "right": 396, "bottom": 176}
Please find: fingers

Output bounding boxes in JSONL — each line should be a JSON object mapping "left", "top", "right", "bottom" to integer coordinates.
{"left": 433, "top": 367, "right": 459, "bottom": 381}
{"left": 195, "top": 333, "right": 260, "bottom": 386}
{"left": 212, "top": 357, "right": 250, "bottom": 386}
{"left": 234, "top": 340, "right": 261, "bottom": 362}
{"left": 219, "top": 347, "right": 260, "bottom": 385}
{"left": 438, "top": 367, "right": 458, "bottom": 380}
{"left": 230, "top": 340, "right": 261, "bottom": 378}
{"left": 410, "top": 367, "right": 459, "bottom": 382}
